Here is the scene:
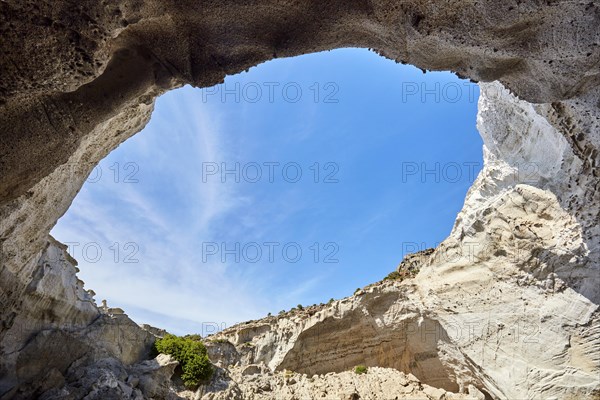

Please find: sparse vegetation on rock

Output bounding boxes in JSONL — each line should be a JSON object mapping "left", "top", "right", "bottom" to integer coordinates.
{"left": 354, "top": 365, "right": 368, "bottom": 375}
{"left": 383, "top": 248, "right": 435, "bottom": 282}
{"left": 153, "top": 334, "right": 213, "bottom": 389}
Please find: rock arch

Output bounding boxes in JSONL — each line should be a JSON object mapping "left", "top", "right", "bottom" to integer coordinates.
{"left": 0, "top": 1, "right": 598, "bottom": 398}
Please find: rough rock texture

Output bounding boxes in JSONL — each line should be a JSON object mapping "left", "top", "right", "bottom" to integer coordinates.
{"left": 0, "top": 239, "right": 157, "bottom": 398}
{"left": 198, "top": 365, "right": 486, "bottom": 400}
{"left": 0, "top": 0, "right": 599, "bottom": 399}
{"left": 129, "top": 354, "right": 179, "bottom": 399}
{"left": 41, "top": 355, "right": 182, "bottom": 400}
{"left": 208, "top": 280, "right": 496, "bottom": 396}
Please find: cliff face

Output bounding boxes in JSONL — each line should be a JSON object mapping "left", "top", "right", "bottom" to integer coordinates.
{"left": 0, "top": 1, "right": 599, "bottom": 399}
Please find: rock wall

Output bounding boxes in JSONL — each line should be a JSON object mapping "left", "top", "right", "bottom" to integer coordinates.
{"left": 209, "top": 281, "right": 494, "bottom": 394}
{"left": 0, "top": 0, "right": 598, "bottom": 399}
{"left": 0, "top": 238, "right": 157, "bottom": 398}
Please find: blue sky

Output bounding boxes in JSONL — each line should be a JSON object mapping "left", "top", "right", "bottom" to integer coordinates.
{"left": 51, "top": 48, "right": 482, "bottom": 335}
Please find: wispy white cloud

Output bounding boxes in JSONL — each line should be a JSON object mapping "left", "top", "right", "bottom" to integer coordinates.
{"left": 51, "top": 86, "right": 280, "bottom": 335}
{"left": 51, "top": 51, "right": 482, "bottom": 337}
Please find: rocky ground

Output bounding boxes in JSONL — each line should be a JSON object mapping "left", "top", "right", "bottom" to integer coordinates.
{"left": 198, "top": 366, "right": 487, "bottom": 400}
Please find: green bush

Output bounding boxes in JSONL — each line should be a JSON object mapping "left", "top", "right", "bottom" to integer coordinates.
{"left": 154, "top": 334, "right": 213, "bottom": 388}
{"left": 354, "top": 365, "right": 368, "bottom": 375}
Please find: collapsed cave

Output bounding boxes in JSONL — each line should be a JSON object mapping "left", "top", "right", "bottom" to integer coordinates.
{"left": 0, "top": 1, "right": 599, "bottom": 399}
{"left": 48, "top": 47, "right": 484, "bottom": 338}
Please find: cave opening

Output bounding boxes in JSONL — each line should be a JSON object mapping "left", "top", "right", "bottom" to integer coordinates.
{"left": 1, "top": 3, "right": 597, "bottom": 398}
{"left": 50, "top": 48, "right": 482, "bottom": 342}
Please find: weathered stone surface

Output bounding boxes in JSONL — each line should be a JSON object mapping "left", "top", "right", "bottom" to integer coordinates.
{"left": 0, "top": 1, "right": 599, "bottom": 399}
{"left": 41, "top": 357, "right": 138, "bottom": 400}
{"left": 129, "top": 354, "right": 179, "bottom": 399}
{"left": 35, "top": 354, "right": 179, "bottom": 399}
{"left": 0, "top": 239, "right": 157, "bottom": 398}
{"left": 209, "top": 281, "right": 493, "bottom": 396}
{"left": 198, "top": 366, "right": 481, "bottom": 400}
{"left": 205, "top": 341, "right": 240, "bottom": 369}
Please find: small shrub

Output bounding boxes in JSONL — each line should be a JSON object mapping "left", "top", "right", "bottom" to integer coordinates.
{"left": 384, "top": 271, "right": 402, "bottom": 281}
{"left": 354, "top": 365, "right": 368, "bottom": 375}
{"left": 327, "top": 298, "right": 334, "bottom": 305}
{"left": 154, "top": 334, "right": 213, "bottom": 389}
{"left": 297, "top": 304, "right": 304, "bottom": 310}
{"left": 354, "top": 288, "right": 361, "bottom": 295}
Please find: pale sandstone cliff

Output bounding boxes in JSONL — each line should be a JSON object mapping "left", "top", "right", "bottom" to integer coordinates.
{"left": 0, "top": 1, "right": 599, "bottom": 399}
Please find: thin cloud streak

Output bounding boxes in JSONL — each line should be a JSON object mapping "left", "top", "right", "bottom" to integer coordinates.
{"left": 51, "top": 50, "right": 482, "bottom": 335}
{"left": 52, "top": 87, "right": 279, "bottom": 334}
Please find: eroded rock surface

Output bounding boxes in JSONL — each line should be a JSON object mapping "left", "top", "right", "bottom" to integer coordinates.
{"left": 0, "top": 239, "right": 157, "bottom": 398}
{"left": 200, "top": 365, "right": 486, "bottom": 400}
{"left": 0, "top": 1, "right": 599, "bottom": 399}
